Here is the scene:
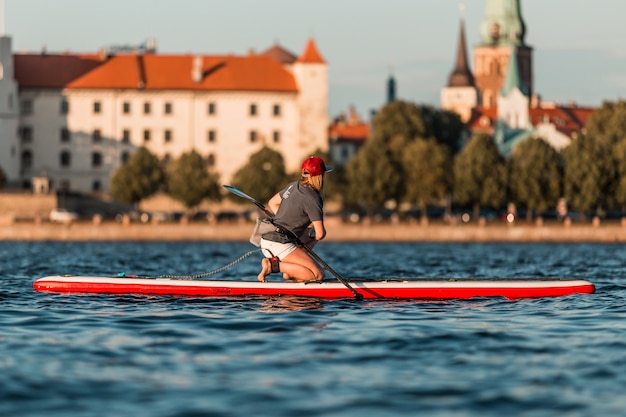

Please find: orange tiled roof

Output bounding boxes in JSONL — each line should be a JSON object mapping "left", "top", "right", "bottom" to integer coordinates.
{"left": 467, "top": 105, "right": 595, "bottom": 137}
{"left": 13, "top": 53, "right": 102, "bottom": 88}
{"left": 329, "top": 123, "right": 369, "bottom": 142}
{"left": 529, "top": 105, "right": 595, "bottom": 136}
{"left": 66, "top": 54, "right": 298, "bottom": 92}
{"left": 261, "top": 44, "right": 298, "bottom": 65}
{"left": 296, "top": 39, "right": 325, "bottom": 64}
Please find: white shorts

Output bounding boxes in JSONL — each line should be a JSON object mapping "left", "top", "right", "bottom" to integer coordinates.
{"left": 260, "top": 238, "right": 297, "bottom": 260}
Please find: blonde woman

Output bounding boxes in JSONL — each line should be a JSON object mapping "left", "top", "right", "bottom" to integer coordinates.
{"left": 258, "top": 156, "right": 332, "bottom": 282}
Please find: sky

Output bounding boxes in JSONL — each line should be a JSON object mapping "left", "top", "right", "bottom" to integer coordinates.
{"left": 4, "top": 0, "right": 626, "bottom": 118}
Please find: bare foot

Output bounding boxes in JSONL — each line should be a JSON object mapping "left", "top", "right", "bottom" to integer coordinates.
{"left": 258, "top": 258, "right": 271, "bottom": 282}
{"left": 283, "top": 273, "right": 292, "bottom": 280}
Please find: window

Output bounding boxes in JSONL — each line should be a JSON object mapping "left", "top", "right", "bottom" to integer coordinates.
{"left": 144, "top": 102, "right": 151, "bottom": 114}
{"left": 272, "top": 131, "right": 280, "bottom": 143}
{"left": 273, "top": 104, "right": 281, "bottom": 117}
{"left": 249, "top": 130, "right": 258, "bottom": 143}
{"left": 21, "top": 150, "right": 33, "bottom": 170}
{"left": 20, "top": 126, "right": 33, "bottom": 143}
{"left": 122, "top": 129, "right": 131, "bottom": 144}
{"left": 60, "top": 100, "right": 69, "bottom": 114}
{"left": 92, "top": 129, "right": 102, "bottom": 143}
{"left": 92, "top": 180, "right": 101, "bottom": 192}
{"left": 207, "top": 153, "right": 215, "bottom": 167}
{"left": 208, "top": 102, "right": 216, "bottom": 115}
{"left": 93, "top": 101, "right": 101, "bottom": 114}
{"left": 123, "top": 102, "right": 131, "bottom": 114}
{"left": 208, "top": 130, "right": 216, "bottom": 143}
{"left": 60, "top": 128, "right": 70, "bottom": 142}
{"left": 121, "top": 151, "right": 130, "bottom": 164}
{"left": 60, "top": 151, "right": 71, "bottom": 168}
{"left": 164, "top": 129, "right": 172, "bottom": 143}
{"left": 92, "top": 152, "right": 102, "bottom": 167}
{"left": 21, "top": 100, "right": 33, "bottom": 115}
{"left": 164, "top": 102, "right": 172, "bottom": 115}
{"left": 143, "top": 129, "right": 151, "bottom": 142}
{"left": 249, "top": 103, "right": 257, "bottom": 116}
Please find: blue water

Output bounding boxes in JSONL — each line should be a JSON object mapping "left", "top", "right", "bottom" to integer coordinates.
{"left": 1, "top": 241, "right": 625, "bottom": 417}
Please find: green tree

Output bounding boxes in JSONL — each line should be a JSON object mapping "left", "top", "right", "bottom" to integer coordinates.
{"left": 371, "top": 100, "right": 463, "bottom": 155}
{"left": 508, "top": 138, "right": 562, "bottom": 220}
{"left": 614, "top": 139, "right": 626, "bottom": 209}
{"left": 110, "top": 147, "right": 164, "bottom": 205}
{"left": 453, "top": 134, "right": 507, "bottom": 217}
{"left": 166, "top": 150, "right": 221, "bottom": 209}
{"left": 402, "top": 138, "right": 452, "bottom": 217}
{"left": 345, "top": 138, "right": 403, "bottom": 215}
{"left": 229, "top": 146, "right": 289, "bottom": 203}
{"left": 585, "top": 100, "right": 626, "bottom": 146}
{"left": 562, "top": 135, "right": 615, "bottom": 214}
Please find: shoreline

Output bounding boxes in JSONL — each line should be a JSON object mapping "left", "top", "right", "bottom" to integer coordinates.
{"left": 3, "top": 220, "right": 626, "bottom": 243}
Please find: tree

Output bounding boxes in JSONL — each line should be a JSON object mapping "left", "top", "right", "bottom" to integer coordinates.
{"left": 402, "top": 138, "right": 452, "bottom": 217}
{"left": 562, "top": 135, "right": 615, "bottom": 214}
{"left": 345, "top": 138, "right": 403, "bottom": 215}
{"left": 613, "top": 139, "right": 626, "bottom": 209}
{"left": 453, "top": 134, "right": 507, "bottom": 217}
{"left": 230, "top": 146, "right": 289, "bottom": 203}
{"left": 585, "top": 100, "right": 626, "bottom": 146}
{"left": 0, "top": 166, "right": 6, "bottom": 190}
{"left": 110, "top": 147, "right": 164, "bottom": 205}
{"left": 508, "top": 138, "right": 562, "bottom": 220}
{"left": 371, "top": 100, "right": 463, "bottom": 155}
{"left": 166, "top": 150, "right": 221, "bottom": 209}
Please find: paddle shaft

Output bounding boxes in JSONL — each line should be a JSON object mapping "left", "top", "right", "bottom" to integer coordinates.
{"left": 223, "top": 185, "right": 363, "bottom": 300}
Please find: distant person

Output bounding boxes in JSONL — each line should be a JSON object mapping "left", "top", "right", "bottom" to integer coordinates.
{"left": 257, "top": 156, "right": 332, "bottom": 282}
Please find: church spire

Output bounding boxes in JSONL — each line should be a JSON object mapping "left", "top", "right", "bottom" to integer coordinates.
{"left": 447, "top": 5, "right": 475, "bottom": 88}
{"left": 500, "top": 49, "right": 528, "bottom": 97}
{"left": 479, "top": 0, "right": 527, "bottom": 46}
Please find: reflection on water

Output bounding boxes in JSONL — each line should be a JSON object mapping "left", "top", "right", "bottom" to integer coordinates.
{"left": 259, "top": 296, "right": 323, "bottom": 312}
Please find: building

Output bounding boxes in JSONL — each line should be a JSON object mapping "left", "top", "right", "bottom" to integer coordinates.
{"left": 441, "top": 0, "right": 595, "bottom": 155}
{"left": 0, "top": 33, "right": 19, "bottom": 184}
{"left": 1, "top": 36, "right": 328, "bottom": 193}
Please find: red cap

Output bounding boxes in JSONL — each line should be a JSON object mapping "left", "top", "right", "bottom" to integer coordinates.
{"left": 301, "top": 156, "right": 333, "bottom": 177}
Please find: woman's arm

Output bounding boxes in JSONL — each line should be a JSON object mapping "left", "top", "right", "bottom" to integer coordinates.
{"left": 267, "top": 193, "right": 281, "bottom": 216}
{"left": 311, "top": 220, "right": 326, "bottom": 241}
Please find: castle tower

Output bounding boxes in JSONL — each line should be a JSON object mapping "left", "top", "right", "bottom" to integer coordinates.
{"left": 440, "top": 5, "right": 478, "bottom": 123}
{"left": 473, "top": 0, "right": 532, "bottom": 108}
{"left": 387, "top": 71, "right": 396, "bottom": 103}
{"left": 0, "top": 3, "right": 20, "bottom": 185}
{"left": 292, "top": 39, "right": 329, "bottom": 164}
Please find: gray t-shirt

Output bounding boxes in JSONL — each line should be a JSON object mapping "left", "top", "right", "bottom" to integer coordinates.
{"left": 263, "top": 181, "right": 323, "bottom": 243}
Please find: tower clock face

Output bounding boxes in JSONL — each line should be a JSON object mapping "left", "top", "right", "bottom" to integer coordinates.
{"left": 490, "top": 23, "right": 501, "bottom": 41}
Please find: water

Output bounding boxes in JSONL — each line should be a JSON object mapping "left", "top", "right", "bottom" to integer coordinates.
{"left": 1, "top": 241, "right": 625, "bottom": 417}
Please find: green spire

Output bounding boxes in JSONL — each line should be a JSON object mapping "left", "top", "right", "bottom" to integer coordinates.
{"left": 479, "top": 0, "right": 527, "bottom": 46}
{"left": 500, "top": 50, "right": 528, "bottom": 96}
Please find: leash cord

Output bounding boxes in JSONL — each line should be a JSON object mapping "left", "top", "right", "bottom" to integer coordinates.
{"left": 159, "top": 249, "right": 261, "bottom": 280}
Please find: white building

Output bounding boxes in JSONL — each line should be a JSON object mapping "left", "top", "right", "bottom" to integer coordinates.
{"left": 4, "top": 38, "right": 328, "bottom": 193}
{"left": 0, "top": 34, "right": 19, "bottom": 185}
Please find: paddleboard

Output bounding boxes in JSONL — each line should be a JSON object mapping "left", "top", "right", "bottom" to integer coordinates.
{"left": 33, "top": 275, "right": 595, "bottom": 300}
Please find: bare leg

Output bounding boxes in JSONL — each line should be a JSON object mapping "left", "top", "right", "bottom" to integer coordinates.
{"left": 257, "top": 258, "right": 271, "bottom": 282}
{"left": 279, "top": 247, "right": 325, "bottom": 282}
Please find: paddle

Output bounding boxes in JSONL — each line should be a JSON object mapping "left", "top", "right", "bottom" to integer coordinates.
{"left": 223, "top": 185, "right": 363, "bottom": 300}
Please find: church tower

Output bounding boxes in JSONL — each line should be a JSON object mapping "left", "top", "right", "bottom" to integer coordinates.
{"left": 473, "top": 0, "right": 532, "bottom": 108}
{"left": 440, "top": 5, "right": 478, "bottom": 123}
{"left": 0, "top": 1, "right": 20, "bottom": 186}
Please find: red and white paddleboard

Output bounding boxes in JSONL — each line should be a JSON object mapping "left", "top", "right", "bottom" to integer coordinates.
{"left": 33, "top": 275, "right": 595, "bottom": 300}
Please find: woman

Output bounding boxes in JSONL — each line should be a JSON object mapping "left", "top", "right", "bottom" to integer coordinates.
{"left": 258, "top": 156, "right": 332, "bottom": 282}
